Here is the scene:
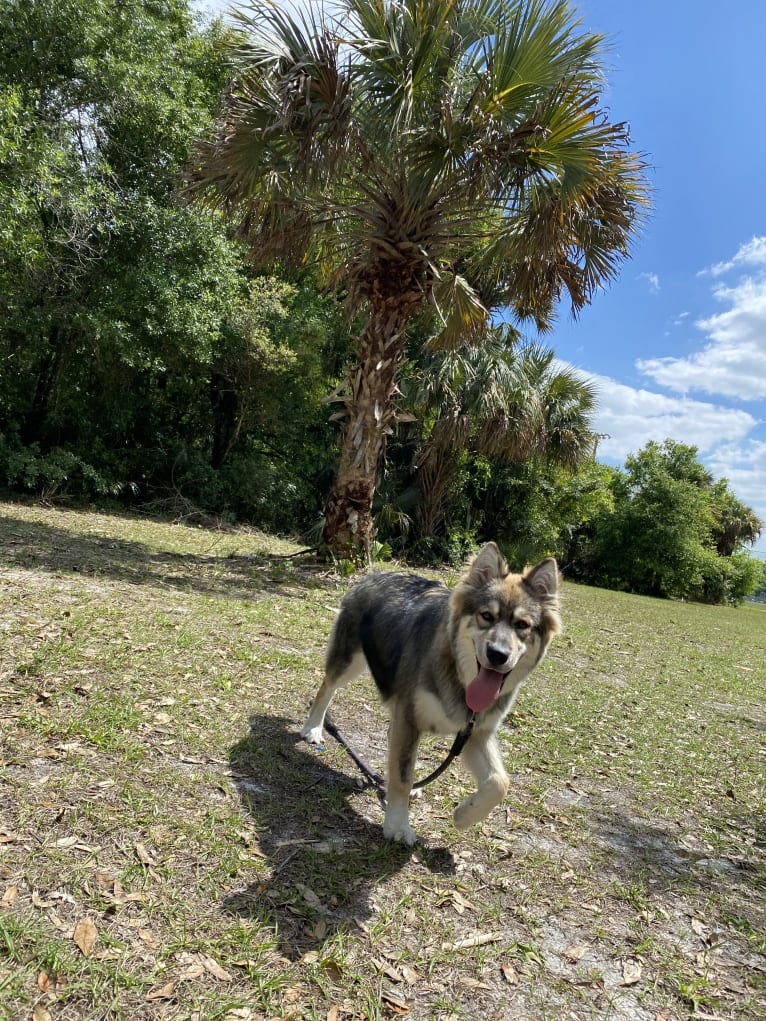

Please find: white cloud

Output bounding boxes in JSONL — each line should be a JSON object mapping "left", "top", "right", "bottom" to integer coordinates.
{"left": 587, "top": 374, "right": 766, "bottom": 553}
{"left": 705, "top": 235, "right": 766, "bottom": 277}
{"left": 638, "top": 271, "right": 660, "bottom": 293}
{"left": 706, "top": 440, "right": 766, "bottom": 522}
{"left": 637, "top": 242, "right": 766, "bottom": 399}
{"left": 589, "top": 375, "right": 757, "bottom": 461}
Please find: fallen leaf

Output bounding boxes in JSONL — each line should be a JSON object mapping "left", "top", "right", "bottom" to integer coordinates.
{"left": 501, "top": 963, "right": 520, "bottom": 986}
{"left": 73, "top": 916, "right": 98, "bottom": 957}
{"left": 456, "top": 976, "right": 491, "bottom": 989}
{"left": 134, "top": 842, "right": 154, "bottom": 866}
{"left": 620, "top": 959, "right": 643, "bottom": 986}
{"left": 1, "top": 886, "right": 18, "bottom": 908}
{"left": 53, "top": 835, "right": 78, "bottom": 848}
{"left": 146, "top": 980, "right": 177, "bottom": 1001}
{"left": 441, "top": 931, "right": 503, "bottom": 951}
{"left": 33, "top": 1006, "right": 52, "bottom": 1021}
{"left": 381, "top": 990, "right": 410, "bottom": 1014}
{"left": 564, "top": 944, "right": 588, "bottom": 963}
{"left": 327, "top": 1007, "right": 340, "bottom": 1021}
{"left": 399, "top": 963, "right": 420, "bottom": 985}
{"left": 372, "top": 957, "right": 402, "bottom": 983}
{"left": 203, "top": 956, "right": 232, "bottom": 981}
{"left": 37, "top": 971, "right": 52, "bottom": 992}
{"left": 138, "top": 928, "right": 161, "bottom": 949}
{"left": 179, "top": 961, "right": 206, "bottom": 980}
{"left": 321, "top": 959, "right": 344, "bottom": 983}
{"left": 452, "top": 890, "right": 477, "bottom": 913}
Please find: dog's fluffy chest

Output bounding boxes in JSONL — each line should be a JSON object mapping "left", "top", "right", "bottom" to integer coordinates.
{"left": 412, "top": 688, "right": 467, "bottom": 734}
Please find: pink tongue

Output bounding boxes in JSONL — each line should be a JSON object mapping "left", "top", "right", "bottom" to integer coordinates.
{"left": 466, "top": 666, "right": 505, "bottom": 712}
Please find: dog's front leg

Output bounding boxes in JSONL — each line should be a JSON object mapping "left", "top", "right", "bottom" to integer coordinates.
{"left": 383, "top": 706, "right": 420, "bottom": 846}
{"left": 453, "top": 731, "right": 509, "bottom": 831}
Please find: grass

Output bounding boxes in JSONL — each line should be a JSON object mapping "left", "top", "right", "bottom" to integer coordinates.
{"left": 1, "top": 497, "right": 764, "bottom": 1020}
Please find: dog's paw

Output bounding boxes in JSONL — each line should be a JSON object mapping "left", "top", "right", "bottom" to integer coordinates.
{"left": 453, "top": 796, "right": 488, "bottom": 831}
{"left": 383, "top": 803, "right": 418, "bottom": 845}
{"left": 300, "top": 723, "right": 325, "bottom": 747}
{"left": 383, "top": 821, "right": 418, "bottom": 846}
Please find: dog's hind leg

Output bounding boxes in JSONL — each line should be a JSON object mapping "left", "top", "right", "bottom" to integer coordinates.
{"left": 382, "top": 702, "right": 420, "bottom": 846}
{"left": 300, "top": 645, "right": 367, "bottom": 746}
{"left": 453, "top": 732, "right": 509, "bottom": 831}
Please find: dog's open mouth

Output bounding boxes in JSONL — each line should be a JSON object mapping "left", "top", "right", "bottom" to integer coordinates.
{"left": 465, "top": 665, "right": 506, "bottom": 712}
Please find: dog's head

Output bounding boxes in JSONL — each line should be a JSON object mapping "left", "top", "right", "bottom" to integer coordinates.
{"left": 450, "top": 543, "right": 561, "bottom": 712}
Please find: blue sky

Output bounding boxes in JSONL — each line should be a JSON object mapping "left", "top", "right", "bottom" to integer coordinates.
{"left": 196, "top": 1, "right": 766, "bottom": 554}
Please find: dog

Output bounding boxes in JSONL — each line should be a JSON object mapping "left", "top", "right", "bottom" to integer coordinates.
{"left": 301, "top": 542, "right": 560, "bottom": 845}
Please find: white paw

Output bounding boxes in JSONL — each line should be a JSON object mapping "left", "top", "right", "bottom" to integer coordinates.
{"left": 383, "top": 803, "right": 417, "bottom": 845}
{"left": 383, "top": 820, "right": 418, "bottom": 846}
{"left": 300, "top": 723, "right": 325, "bottom": 746}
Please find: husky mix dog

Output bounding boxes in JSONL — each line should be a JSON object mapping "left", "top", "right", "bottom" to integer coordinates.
{"left": 301, "top": 543, "right": 561, "bottom": 845}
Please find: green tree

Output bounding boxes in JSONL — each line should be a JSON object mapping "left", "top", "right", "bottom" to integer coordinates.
{"left": 480, "top": 457, "right": 617, "bottom": 568}
{"left": 0, "top": 0, "right": 235, "bottom": 472}
{"left": 709, "top": 479, "right": 763, "bottom": 558}
{"left": 188, "top": 0, "right": 648, "bottom": 556}
{"left": 587, "top": 440, "right": 763, "bottom": 604}
{"left": 406, "top": 328, "right": 597, "bottom": 542}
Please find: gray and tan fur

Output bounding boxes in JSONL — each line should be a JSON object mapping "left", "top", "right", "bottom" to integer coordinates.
{"left": 301, "top": 543, "right": 561, "bottom": 844}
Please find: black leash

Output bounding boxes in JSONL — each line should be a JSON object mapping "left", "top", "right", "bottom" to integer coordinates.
{"left": 322, "top": 712, "right": 477, "bottom": 800}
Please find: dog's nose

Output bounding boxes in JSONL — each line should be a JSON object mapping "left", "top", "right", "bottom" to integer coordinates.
{"left": 486, "top": 644, "right": 509, "bottom": 668}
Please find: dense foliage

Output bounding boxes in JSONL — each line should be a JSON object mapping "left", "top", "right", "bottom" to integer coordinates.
{"left": 0, "top": 1, "right": 761, "bottom": 604}
{"left": 0, "top": 0, "right": 348, "bottom": 529}
{"left": 565, "top": 441, "right": 764, "bottom": 605}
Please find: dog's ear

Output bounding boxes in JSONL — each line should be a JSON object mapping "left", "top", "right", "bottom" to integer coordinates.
{"left": 523, "top": 558, "right": 559, "bottom": 600}
{"left": 467, "top": 542, "right": 508, "bottom": 585}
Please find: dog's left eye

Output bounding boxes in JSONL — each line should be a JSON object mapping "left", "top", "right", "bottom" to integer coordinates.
{"left": 514, "top": 619, "right": 532, "bottom": 632}
{"left": 479, "top": 611, "right": 494, "bottom": 625}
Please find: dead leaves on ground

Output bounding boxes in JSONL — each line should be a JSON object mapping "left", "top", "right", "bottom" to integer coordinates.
{"left": 145, "top": 952, "right": 234, "bottom": 1001}
{"left": 72, "top": 916, "right": 98, "bottom": 956}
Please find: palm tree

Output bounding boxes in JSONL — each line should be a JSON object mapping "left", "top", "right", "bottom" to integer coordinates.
{"left": 410, "top": 328, "right": 597, "bottom": 538}
{"left": 188, "top": 0, "right": 648, "bottom": 556}
{"left": 709, "top": 480, "right": 763, "bottom": 557}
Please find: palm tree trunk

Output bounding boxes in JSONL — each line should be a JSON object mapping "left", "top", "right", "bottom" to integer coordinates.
{"left": 322, "top": 295, "right": 415, "bottom": 559}
{"left": 415, "top": 415, "right": 467, "bottom": 540}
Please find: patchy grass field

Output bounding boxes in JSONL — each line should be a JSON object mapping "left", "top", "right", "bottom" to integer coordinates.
{"left": 1, "top": 499, "right": 764, "bottom": 1021}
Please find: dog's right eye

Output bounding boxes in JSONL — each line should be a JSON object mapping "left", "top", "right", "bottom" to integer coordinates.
{"left": 479, "top": 611, "right": 494, "bottom": 625}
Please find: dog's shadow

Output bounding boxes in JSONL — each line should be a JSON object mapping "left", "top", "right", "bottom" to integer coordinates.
{"left": 224, "top": 714, "right": 456, "bottom": 959}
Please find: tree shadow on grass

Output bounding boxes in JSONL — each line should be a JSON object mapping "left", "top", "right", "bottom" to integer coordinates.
{"left": 224, "top": 714, "right": 456, "bottom": 960}
{"left": 0, "top": 513, "right": 327, "bottom": 600}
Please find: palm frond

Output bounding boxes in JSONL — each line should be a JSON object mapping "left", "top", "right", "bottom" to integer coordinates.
{"left": 188, "top": 0, "right": 649, "bottom": 339}
{"left": 427, "top": 271, "right": 490, "bottom": 351}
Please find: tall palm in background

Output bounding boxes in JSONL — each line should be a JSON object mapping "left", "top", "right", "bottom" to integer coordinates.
{"left": 189, "top": 0, "right": 648, "bottom": 556}
{"left": 411, "top": 329, "right": 597, "bottom": 538}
